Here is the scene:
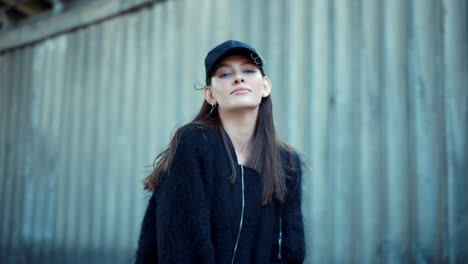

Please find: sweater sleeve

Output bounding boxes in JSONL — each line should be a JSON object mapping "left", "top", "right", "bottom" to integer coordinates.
{"left": 281, "top": 152, "right": 306, "bottom": 264}
{"left": 135, "top": 189, "right": 159, "bottom": 264}
{"left": 155, "top": 127, "right": 215, "bottom": 263}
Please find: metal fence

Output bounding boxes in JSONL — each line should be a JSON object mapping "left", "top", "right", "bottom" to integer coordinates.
{"left": 0, "top": 0, "right": 467, "bottom": 263}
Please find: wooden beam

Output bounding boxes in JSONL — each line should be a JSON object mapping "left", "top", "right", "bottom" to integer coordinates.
{"left": 1, "top": 0, "right": 46, "bottom": 16}
{"left": 0, "top": 6, "right": 11, "bottom": 29}
{"left": 0, "top": 0, "right": 154, "bottom": 52}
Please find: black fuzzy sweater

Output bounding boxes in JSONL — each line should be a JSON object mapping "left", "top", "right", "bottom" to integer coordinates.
{"left": 135, "top": 125, "right": 305, "bottom": 263}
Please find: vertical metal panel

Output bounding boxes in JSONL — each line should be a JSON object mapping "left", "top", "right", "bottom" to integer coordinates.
{"left": 443, "top": 1, "right": 468, "bottom": 262}
{"left": 4, "top": 51, "right": 15, "bottom": 255}
{"left": 0, "top": 52, "right": 8, "bottom": 254}
{"left": 27, "top": 41, "right": 47, "bottom": 261}
{"left": 104, "top": 16, "right": 124, "bottom": 263}
{"left": 249, "top": 0, "right": 265, "bottom": 51}
{"left": 6, "top": 50, "right": 17, "bottom": 257}
{"left": 383, "top": 0, "right": 411, "bottom": 262}
{"left": 21, "top": 47, "right": 34, "bottom": 262}
{"left": 7, "top": 51, "right": 16, "bottom": 259}
{"left": 119, "top": 13, "right": 138, "bottom": 262}
{"left": 359, "top": 1, "right": 384, "bottom": 263}
{"left": 329, "top": 0, "right": 357, "bottom": 261}
{"left": 89, "top": 19, "right": 111, "bottom": 263}
{"left": 267, "top": 0, "right": 289, "bottom": 139}
{"left": 58, "top": 34, "right": 73, "bottom": 263}
{"left": 410, "top": 0, "right": 446, "bottom": 262}
{"left": 80, "top": 25, "right": 99, "bottom": 263}
{"left": 0, "top": 0, "right": 467, "bottom": 263}
{"left": 0, "top": 52, "right": 12, "bottom": 260}
{"left": 149, "top": 2, "right": 166, "bottom": 167}
{"left": 286, "top": 0, "right": 310, "bottom": 148}
{"left": 2, "top": 51, "right": 15, "bottom": 260}
{"left": 129, "top": 8, "right": 148, "bottom": 255}
{"left": 309, "top": 1, "right": 332, "bottom": 263}
{"left": 67, "top": 31, "right": 82, "bottom": 262}
{"left": 179, "top": 0, "right": 199, "bottom": 121}
{"left": 47, "top": 35, "right": 67, "bottom": 264}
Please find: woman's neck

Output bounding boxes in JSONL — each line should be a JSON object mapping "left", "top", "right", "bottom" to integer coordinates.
{"left": 219, "top": 108, "right": 258, "bottom": 165}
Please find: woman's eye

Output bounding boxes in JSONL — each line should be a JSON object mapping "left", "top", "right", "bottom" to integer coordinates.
{"left": 244, "top": 69, "right": 256, "bottom": 74}
{"left": 219, "top": 72, "right": 231, "bottom": 78}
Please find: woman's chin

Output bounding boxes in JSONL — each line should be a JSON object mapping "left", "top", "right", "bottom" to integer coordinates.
{"left": 222, "top": 104, "right": 260, "bottom": 113}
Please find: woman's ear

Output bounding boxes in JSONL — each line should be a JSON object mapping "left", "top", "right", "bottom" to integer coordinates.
{"left": 262, "top": 76, "right": 272, "bottom": 98}
{"left": 204, "top": 86, "right": 217, "bottom": 105}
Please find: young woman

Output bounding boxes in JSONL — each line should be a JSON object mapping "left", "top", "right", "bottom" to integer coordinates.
{"left": 135, "top": 40, "right": 305, "bottom": 264}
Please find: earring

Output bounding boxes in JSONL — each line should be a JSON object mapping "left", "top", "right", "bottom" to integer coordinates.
{"left": 210, "top": 104, "right": 216, "bottom": 114}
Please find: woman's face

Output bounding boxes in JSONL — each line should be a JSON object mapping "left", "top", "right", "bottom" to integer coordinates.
{"left": 205, "top": 55, "right": 271, "bottom": 112}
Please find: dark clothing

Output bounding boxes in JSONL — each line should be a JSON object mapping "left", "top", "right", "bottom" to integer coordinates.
{"left": 135, "top": 125, "right": 305, "bottom": 264}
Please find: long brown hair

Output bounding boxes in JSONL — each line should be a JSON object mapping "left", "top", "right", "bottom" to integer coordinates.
{"left": 143, "top": 79, "right": 297, "bottom": 205}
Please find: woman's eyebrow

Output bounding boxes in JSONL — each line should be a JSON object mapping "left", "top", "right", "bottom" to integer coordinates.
{"left": 240, "top": 61, "right": 256, "bottom": 66}
{"left": 215, "top": 63, "right": 231, "bottom": 70}
{"left": 214, "top": 61, "right": 255, "bottom": 73}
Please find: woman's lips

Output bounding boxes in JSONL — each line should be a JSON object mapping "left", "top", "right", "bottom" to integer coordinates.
{"left": 231, "top": 88, "right": 251, "bottom": 95}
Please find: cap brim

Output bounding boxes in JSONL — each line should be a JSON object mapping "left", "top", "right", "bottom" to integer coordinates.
{"left": 207, "top": 47, "right": 263, "bottom": 78}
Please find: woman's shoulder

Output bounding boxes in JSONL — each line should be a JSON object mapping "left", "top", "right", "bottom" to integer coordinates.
{"left": 278, "top": 141, "right": 303, "bottom": 186}
{"left": 176, "top": 123, "right": 218, "bottom": 150}
{"left": 278, "top": 141, "right": 302, "bottom": 169}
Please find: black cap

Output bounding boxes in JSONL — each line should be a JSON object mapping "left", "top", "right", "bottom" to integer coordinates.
{"left": 204, "top": 40, "right": 265, "bottom": 85}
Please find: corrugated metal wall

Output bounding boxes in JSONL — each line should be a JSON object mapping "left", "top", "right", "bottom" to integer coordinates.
{"left": 1, "top": 0, "right": 467, "bottom": 263}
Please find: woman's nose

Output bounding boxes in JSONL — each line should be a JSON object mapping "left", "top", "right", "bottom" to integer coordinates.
{"left": 233, "top": 74, "right": 245, "bottom": 84}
